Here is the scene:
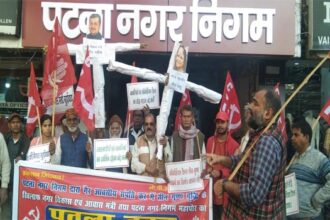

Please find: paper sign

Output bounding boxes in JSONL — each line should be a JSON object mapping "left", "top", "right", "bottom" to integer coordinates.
{"left": 285, "top": 173, "right": 299, "bottom": 216}
{"left": 166, "top": 159, "right": 204, "bottom": 193}
{"left": 83, "top": 38, "right": 105, "bottom": 58}
{"left": 75, "top": 38, "right": 115, "bottom": 64}
{"left": 127, "top": 82, "right": 160, "bottom": 111}
{"left": 93, "top": 138, "right": 129, "bottom": 169}
{"left": 167, "top": 69, "right": 188, "bottom": 94}
{"left": 26, "top": 143, "right": 51, "bottom": 163}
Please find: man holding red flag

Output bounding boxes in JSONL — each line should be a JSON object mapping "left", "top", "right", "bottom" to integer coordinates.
{"left": 41, "top": 18, "right": 76, "bottom": 128}
{"left": 51, "top": 49, "right": 93, "bottom": 168}
{"left": 26, "top": 63, "right": 43, "bottom": 137}
{"left": 51, "top": 108, "right": 92, "bottom": 168}
{"left": 220, "top": 71, "right": 241, "bottom": 133}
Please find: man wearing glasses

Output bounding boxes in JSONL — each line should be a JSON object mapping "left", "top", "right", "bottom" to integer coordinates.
{"left": 131, "top": 113, "right": 172, "bottom": 179}
{"left": 51, "top": 108, "right": 92, "bottom": 168}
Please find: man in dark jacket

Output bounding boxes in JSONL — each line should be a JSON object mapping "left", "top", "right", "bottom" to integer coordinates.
{"left": 3, "top": 113, "right": 30, "bottom": 219}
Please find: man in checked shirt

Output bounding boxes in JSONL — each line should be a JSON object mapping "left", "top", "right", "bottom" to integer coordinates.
{"left": 207, "top": 88, "right": 287, "bottom": 219}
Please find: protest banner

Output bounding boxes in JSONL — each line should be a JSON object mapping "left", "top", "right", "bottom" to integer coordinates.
{"left": 26, "top": 143, "right": 51, "bottom": 163}
{"left": 93, "top": 138, "right": 129, "bottom": 169}
{"left": 166, "top": 159, "right": 204, "bottom": 193}
{"left": 285, "top": 173, "right": 299, "bottom": 216}
{"left": 126, "top": 82, "right": 160, "bottom": 111}
{"left": 167, "top": 69, "right": 188, "bottom": 94}
{"left": 13, "top": 161, "right": 211, "bottom": 219}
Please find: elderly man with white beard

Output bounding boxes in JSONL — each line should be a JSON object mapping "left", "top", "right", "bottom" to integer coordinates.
{"left": 107, "top": 115, "right": 123, "bottom": 138}
{"left": 51, "top": 108, "right": 92, "bottom": 168}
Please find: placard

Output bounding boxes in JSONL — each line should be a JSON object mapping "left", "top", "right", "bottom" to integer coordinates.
{"left": 83, "top": 38, "right": 105, "bottom": 58}
{"left": 93, "top": 138, "right": 129, "bottom": 169}
{"left": 75, "top": 38, "right": 115, "bottom": 64}
{"left": 285, "top": 173, "right": 299, "bottom": 216}
{"left": 26, "top": 143, "right": 51, "bottom": 163}
{"left": 167, "top": 69, "right": 188, "bottom": 94}
{"left": 126, "top": 82, "right": 160, "bottom": 111}
{"left": 166, "top": 159, "right": 204, "bottom": 193}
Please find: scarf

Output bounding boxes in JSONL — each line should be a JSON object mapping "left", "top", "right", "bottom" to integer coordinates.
{"left": 178, "top": 125, "right": 199, "bottom": 160}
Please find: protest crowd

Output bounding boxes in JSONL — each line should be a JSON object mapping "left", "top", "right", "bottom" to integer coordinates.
{"left": 0, "top": 6, "right": 330, "bottom": 220}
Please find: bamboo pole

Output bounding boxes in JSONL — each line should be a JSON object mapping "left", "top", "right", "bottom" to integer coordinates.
{"left": 36, "top": 107, "right": 42, "bottom": 138}
{"left": 228, "top": 54, "right": 330, "bottom": 181}
{"left": 51, "top": 71, "right": 57, "bottom": 137}
{"left": 126, "top": 112, "right": 131, "bottom": 139}
{"left": 312, "top": 115, "right": 321, "bottom": 130}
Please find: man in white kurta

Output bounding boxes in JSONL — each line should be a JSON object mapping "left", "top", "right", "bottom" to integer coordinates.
{"left": 131, "top": 113, "right": 172, "bottom": 179}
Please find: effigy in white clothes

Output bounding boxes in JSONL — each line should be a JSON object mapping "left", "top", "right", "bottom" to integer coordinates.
{"left": 107, "top": 42, "right": 222, "bottom": 160}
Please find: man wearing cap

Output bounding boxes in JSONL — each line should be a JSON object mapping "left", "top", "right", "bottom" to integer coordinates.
{"left": 205, "top": 111, "right": 239, "bottom": 219}
{"left": 3, "top": 113, "right": 30, "bottom": 219}
{"left": 4, "top": 113, "right": 30, "bottom": 182}
{"left": 51, "top": 109, "right": 92, "bottom": 168}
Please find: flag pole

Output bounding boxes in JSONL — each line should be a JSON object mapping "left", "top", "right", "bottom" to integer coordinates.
{"left": 126, "top": 112, "right": 131, "bottom": 139}
{"left": 36, "top": 107, "right": 42, "bottom": 138}
{"left": 312, "top": 115, "right": 321, "bottom": 130}
{"left": 51, "top": 71, "right": 56, "bottom": 137}
{"left": 228, "top": 53, "right": 330, "bottom": 181}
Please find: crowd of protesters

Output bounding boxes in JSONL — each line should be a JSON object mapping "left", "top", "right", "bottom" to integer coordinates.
{"left": 0, "top": 88, "right": 330, "bottom": 220}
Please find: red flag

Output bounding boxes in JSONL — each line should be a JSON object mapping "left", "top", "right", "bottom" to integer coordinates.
{"left": 26, "top": 63, "right": 43, "bottom": 137}
{"left": 41, "top": 18, "right": 76, "bottom": 107}
{"left": 124, "top": 74, "right": 138, "bottom": 133}
{"left": 219, "top": 71, "right": 241, "bottom": 133}
{"left": 320, "top": 99, "right": 330, "bottom": 125}
{"left": 274, "top": 83, "right": 287, "bottom": 143}
{"left": 174, "top": 89, "right": 192, "bottom": 130}
{"left": 73, "top": 49, "right": 95, "bottom": 132}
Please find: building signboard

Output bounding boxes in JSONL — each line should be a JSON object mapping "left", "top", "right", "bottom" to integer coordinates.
{"left": 22, "top": 0, "right": 296, "bottom": 55}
